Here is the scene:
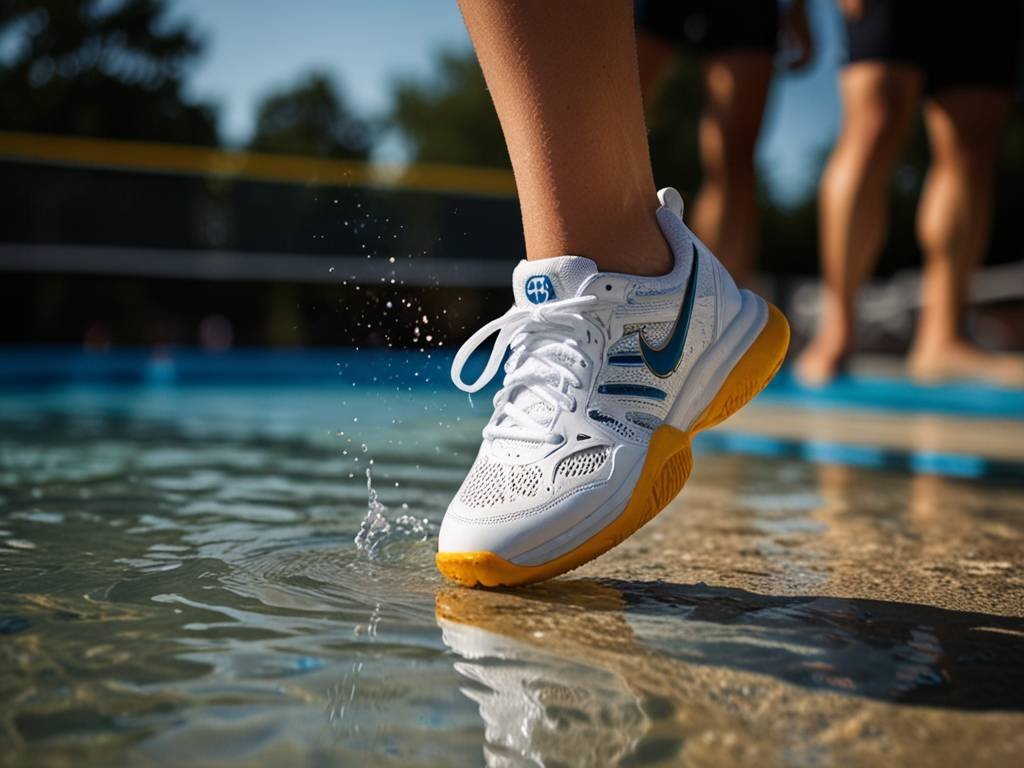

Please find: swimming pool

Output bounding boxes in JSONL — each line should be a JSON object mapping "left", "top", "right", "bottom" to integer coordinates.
{"left": 2, "top": 351, "right": 1022, "bottom": 766}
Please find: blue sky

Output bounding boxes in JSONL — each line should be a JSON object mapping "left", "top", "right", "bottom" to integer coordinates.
{"left": 173, "top": 0, "right": 846, "bottom": 205}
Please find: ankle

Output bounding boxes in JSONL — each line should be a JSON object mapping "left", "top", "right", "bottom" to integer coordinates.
{"left": 909, "top": 332, "right": 962, "bottom": 358}
{"left": 813, "top": 300, "right": 856, "bottom": 349}
{"left": 595, "top": 202, "right": 674, "bottom": 275}
{"left": 524, "top": 203, "right": 673, "bottom": 276}
{"left": 605, "top": 222, "right": 673, "bottom": 276}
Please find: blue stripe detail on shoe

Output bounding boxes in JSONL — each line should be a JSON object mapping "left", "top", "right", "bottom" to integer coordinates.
{"left": 607, "top": 355, "right": 645, "bottom": 367}
{"left": 597, "top": 384, "right": 667, "bottom": 400}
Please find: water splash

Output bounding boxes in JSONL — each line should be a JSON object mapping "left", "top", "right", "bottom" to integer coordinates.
{"left": 354, "top": 468, "right": 389, "bottom": 553}
{"left": 353, "top": 467, "right": 432, "bottom": 557}
{"left": 354, "top": 602, "right": 382, "bottom": 638}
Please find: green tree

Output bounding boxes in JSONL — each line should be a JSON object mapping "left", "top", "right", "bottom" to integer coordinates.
{"left": 248, "top": 71, "right": 369, "bottom": 159}
{"left": 0, "top": 0, "right": 217, "bottom": 144}
{"left": 390, "top": 48, "right": 508, "bottom": 167}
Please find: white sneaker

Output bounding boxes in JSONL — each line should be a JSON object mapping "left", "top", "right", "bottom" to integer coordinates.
{"left": 437, "top": 188, "right": 789, "bottom": 587}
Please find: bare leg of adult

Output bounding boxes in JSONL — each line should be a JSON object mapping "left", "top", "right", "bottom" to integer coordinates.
{"left": 909, "top": 88, "right": 1023, "bottom": 386}
{"left": 796, "top": 63, "right": 921, "bottom": 386}
{"left": 457, "top": 0, "right": 672, "bottom": 275}
{"left": 690, "top": 52, "right": 773, "bottom": 285}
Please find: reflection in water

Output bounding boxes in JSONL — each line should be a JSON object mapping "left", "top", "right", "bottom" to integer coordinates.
{"left": 3, "top": 386, "right": 1023, "bottom": 765}
{"left": 438, "top": 579, "right": 1024, "bottom": 765}
{"left": 439, "top": 583, "right": 651, "bottom": 767}
{"left": 441, "top": 620, "right": 648, "bottom": 766}
{"left": 0, "top": 387, "right": 473, "bottom": 765}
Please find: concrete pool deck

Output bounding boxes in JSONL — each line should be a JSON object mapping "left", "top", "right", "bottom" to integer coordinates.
{"left": 437, "top": 453, "right": 1024, "bottom": 766}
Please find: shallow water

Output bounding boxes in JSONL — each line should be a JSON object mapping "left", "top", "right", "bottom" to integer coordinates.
{"left": 1, "top": 383, "right": 1022, "bottom": 767}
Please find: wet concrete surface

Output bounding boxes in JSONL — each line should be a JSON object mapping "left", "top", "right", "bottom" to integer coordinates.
{"left": 437, "top": 455, "right": 1024, "bottom": 767}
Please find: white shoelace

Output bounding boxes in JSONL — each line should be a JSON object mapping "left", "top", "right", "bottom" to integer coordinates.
{"left": 451, "top": 296, "right": 607, "bottom": 444}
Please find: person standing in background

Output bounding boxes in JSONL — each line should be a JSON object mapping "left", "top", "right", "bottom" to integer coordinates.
{"left": 635, "top": 0, "right": 814, "bottom": 285}
{"left": 798, "top": 0, "right": 1024, "bottom": 386}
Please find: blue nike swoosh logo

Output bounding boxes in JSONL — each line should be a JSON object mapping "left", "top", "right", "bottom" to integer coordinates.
{"left": 639, "top": 243, "right": 699, "bottom": 378}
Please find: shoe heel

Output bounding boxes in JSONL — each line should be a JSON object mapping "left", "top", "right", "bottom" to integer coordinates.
{"left": 691, "top": 302, "right": 790, "bottom": 434}
{"left": 617, "top": 303, "right": 789, "bottom": 542}
{"left": 617, "top": 424, "right": 693, "bottom": 538}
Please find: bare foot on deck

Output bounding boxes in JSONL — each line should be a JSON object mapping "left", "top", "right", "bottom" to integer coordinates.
{"left": 795, "top": 331, "right": 850, "bottom": 388}
{"left": 908, "top": 340, "right": 1024, "bottom": 388}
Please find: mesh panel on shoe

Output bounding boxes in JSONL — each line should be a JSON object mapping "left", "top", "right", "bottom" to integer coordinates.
{"left": 618, "top": 321, "right": 673, "bottom": 350}
{"left": 604, "top": 364, "right": 660, "bottom": 386}
{"left": 608, "top": 334, "right": 639, "bottom": 355}
{"left": 491, "top": 436, "right": 545, "bottom": 461}
{"left": 588, "top": 409, "right": 642, "bottom": 442}
{"left": 508, "top": 463, "right": 542, "bottom": 498}
{"left": 458, "top": 458, "right": 542, "bottom": 509}
{"left": 637, "top": 320, "right": 673, "bottom": 348}
{"left": 555, "top": 257, "right": 600, "bottom": 295}
{"left": 555, "top": 446, "right": 611, "bottom": 480}
{"left": 457, "top": 459, "right": 505, "bottom": 508}
{"left": 626, "top": 411, "right": 662, "bottom": 431}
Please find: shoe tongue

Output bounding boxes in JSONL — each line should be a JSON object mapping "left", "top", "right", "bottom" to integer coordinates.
{"left": 512, "top": 255, "right": 598, "bottom": 307}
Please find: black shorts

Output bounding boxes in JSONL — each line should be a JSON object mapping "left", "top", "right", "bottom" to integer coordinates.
{"left": 635, "top": 0, "right": 779, "bottom": 57}
{"left": 846, "top": 0, "right": 1023, "bottom": 94}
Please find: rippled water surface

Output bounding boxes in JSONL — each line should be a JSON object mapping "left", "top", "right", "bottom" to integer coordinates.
{"left": 1, "top": 383, "right": 1022, "bottom": 767}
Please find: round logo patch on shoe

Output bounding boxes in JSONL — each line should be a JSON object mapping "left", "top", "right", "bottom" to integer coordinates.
{"left": 525, "top": 275, "right": 556, "bottom": 304}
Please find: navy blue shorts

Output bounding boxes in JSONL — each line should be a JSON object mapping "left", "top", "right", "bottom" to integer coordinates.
{"left": 635, "top": 0, "right": 779, "bottom": 57}
{"left": 845, "top": 0, "right": 1022, "bottom": 94}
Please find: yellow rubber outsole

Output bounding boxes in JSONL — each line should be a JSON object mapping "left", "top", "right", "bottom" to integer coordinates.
{"left": 436, "top": 303, "right": 790, "bottom": 588}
